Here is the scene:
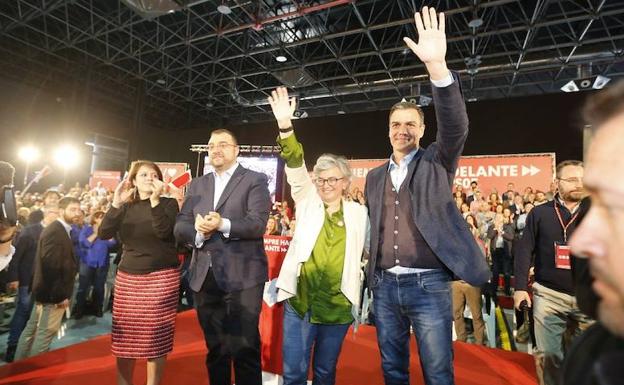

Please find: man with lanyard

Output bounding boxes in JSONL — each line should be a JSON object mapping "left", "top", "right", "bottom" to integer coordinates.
{"left": 514, "top": 160, "right": 593, "bottom": 385}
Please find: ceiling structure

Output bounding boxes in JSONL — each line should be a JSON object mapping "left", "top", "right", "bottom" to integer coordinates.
{"left": 0, "top": 0, "right": 623, "bottom": 130}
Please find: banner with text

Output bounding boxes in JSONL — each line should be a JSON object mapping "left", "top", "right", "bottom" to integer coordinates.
{"left": 454, "top": 153, "right": 556, "bottom": 194}
{"left": 346, "top": 152, "right": 556, "bottom": 197}
{"left": 346, "top": 159, "right": 387, "bottom": 197}
{"left": 260, "top": 235, "right": 291, "bottom": 374}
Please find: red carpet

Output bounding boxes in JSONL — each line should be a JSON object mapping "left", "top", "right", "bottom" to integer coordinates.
{"left": 0, "top": 310, "right": 537, "bottom": 385}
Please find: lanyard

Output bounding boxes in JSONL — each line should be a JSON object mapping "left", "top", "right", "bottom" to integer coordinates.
{"left": 554, "top": 203, "right": 579, "bottom": 243}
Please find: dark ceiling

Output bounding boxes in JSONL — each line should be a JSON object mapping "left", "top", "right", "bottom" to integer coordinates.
{"left": 0, "top": 0, "right": 623, "bottom": 130}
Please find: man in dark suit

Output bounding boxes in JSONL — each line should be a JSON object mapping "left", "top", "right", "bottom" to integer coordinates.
{"left": 14, "top": 197, "right": 80, "bottom": 360}
{"left": 364, "top": 8, "right": 490, "bottom": 385}
{"left": 174, "top": 128, "right": 270, "bottom": 385}
{"left": 4, "top": 206, "right": 59, "bottom": 362}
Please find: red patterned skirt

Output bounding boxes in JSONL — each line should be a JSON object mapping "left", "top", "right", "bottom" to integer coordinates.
{"left": 111, "top": 267, "right": 180, "bottom": 359}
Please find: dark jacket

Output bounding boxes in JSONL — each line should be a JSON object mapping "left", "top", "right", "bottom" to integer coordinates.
{"left": 8, "top": 222, "right": 44, "bottom": 287}
{"left": 365, "top": 74, "right": 490, "bottom": 287}
{"left": 514, "top": 197, "right": 590, "bottom": 295}
{"left": 174, "top": 165, "right": 271, "bottom": 292}
{"left": 31, "top": 220, "right": 78, "bottom": 304}
{"left": 487, "top": 222, "right": 515, "bottom": 256}
{"left": 563, "top": 323, "right": 624, "bottom": 385}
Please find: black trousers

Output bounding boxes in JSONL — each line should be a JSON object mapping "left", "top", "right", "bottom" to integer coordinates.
{"left": 194, "top": 268, "right": 264, "bottom": 385}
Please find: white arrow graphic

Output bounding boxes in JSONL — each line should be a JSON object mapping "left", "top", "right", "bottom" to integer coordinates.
{"left": 521, "top": 165, "right": 541, "bottom": 176}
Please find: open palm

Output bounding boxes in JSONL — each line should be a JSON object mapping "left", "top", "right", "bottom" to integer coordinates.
{"left": 404, "top": 7, "right": 447, "bottom": 65}
{"left": 267, "top": 87, "right": 296, "bottom": 122}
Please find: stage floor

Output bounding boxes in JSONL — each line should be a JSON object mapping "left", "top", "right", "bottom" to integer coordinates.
{"left": 0, "top": 310, "right": 537, "bottom": 385}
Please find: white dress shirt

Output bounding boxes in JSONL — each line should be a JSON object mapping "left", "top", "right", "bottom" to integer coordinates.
{"left": 194, "top": 162, "right": 238, "bottom": 247}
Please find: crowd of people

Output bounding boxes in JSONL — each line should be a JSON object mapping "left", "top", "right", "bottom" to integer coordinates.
{"left": 0, "top": 7, "right": 623, "bottom": 385}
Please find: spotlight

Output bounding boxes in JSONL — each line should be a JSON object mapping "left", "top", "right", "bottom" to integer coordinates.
{"left": 593, "top": 75, "right": 611, "bottom": 89}
{"left": 561, "top": 80, "right": 579, "bottom": 93}
{"left": 561, "top": 75, "right": 611, "bottom": 92}
{"left": 217, "top": 4, "right": 232, "bottom": 14}
{"left": 293, "top": 110, "right": 308, "bottom": 119}
{"left": 418, "top": 95, "right": 432, "bottom": 107}
{"left": 276, "top": 55, "right": 288, "bottom": 63}
{"left": 18, "top": 146, "right": 40, "bottom": 162}
{"left": 53, "top": 145, "right": 80, "bottom": 169}
{"left": 468, "top": 17, "right": 483, "bottom": 28}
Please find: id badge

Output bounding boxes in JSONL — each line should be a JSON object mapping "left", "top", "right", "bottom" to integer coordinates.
{"left": 554, "top": 242, "right": 571, "bottom": 270}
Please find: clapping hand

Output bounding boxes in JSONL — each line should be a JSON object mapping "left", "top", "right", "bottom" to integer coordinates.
{"left": 195, "top": 212, "right": 222, "bottom": 237}
{"left": 403, "top": 7, "right": 449, "bottom": 81}
{"left": 150, "top": 179, "right": 165, "bottom": 206}
{"left": 267, "top": 87, "right": 297, "bottom": 130}
{"left": 112, "top": 179, "right": 135, "bottom": 209}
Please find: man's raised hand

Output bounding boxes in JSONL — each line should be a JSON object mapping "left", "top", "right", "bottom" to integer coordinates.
{"left": 403, "top": 7, "right": 449, "bottom": 81}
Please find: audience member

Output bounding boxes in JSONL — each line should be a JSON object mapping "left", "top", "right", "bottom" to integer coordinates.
{"left": 15, "top": 197, "right": 80, "bottom": 360}
{"left": 74, "top": 211, "right": 117, "bottom": 319}
{"left": 514, "top": 160, "right": 593, "bottom": 385}
{"left": 5, "top": 205, "right": 59, "bottom": 362}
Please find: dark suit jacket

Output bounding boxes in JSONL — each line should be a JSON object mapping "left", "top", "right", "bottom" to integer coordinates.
{"left": 31, "top": 221, "right": 78, "bottom": 304}
{"left": 174, "top": 165, "right": 270, "bottom": 293}
{"left": 365, "top": 75, "right": 490, "bottom": 287}
{"left": 8, "top": 222, "right": 43, "bottom": 287}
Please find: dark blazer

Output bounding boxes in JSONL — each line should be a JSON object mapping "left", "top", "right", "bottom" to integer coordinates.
{"left": 174, "top": 165, "right": 271, "bottom": 293}
{"left": 365, "top": 75, "right": 490, "bottom": 287}
{"left": 8, "top": 222, "right": 43, "bottom": 287}
{"left": 31, "top": 220, "right": 78, "bottom": 304}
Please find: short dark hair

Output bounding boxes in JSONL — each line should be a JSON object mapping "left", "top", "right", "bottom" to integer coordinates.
{"left": 59, "top": 196, "right": 80, "bottom": 210}
{"left": 388, "top": 101, "right": 425, "bottom": 125}
{"left": 583, "top": 79, "right": 624, "bottom": 129}
{"left": 0, "top": 161, "right": 15, "bottom": 187}
{"left": 556, "top": 160, "right": 583, "bottom": 179}
{"left": 210, "top": 128, "right": 238, "bottom": 145}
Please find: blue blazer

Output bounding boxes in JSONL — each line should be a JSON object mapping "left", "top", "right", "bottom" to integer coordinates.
{"left": 174, "top": 165, "right": 271, "bottom": 292}
{"left": 365, "top": 75, "right": 490, "bottom": 287}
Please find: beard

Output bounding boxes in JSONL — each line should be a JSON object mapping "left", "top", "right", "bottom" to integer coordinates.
{"left": 562, "top": 189, "right": 585, "bottom": 202}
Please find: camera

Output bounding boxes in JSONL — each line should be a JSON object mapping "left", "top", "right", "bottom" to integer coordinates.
{"left": 0, "top": 185, "right": 17, "bottom": 227}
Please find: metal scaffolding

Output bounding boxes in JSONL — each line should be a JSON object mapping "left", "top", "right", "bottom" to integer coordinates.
{"left": 0, "top": 0, "right": 622, "bottom": 128}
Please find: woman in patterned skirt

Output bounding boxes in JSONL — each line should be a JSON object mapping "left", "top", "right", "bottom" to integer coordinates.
{"left": 100, "top": 160, "right": 180, "bottom": 385}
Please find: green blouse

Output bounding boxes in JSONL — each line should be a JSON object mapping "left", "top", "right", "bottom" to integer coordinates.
{"left": 277, "top": 133, "right": 353, "bottom": 324}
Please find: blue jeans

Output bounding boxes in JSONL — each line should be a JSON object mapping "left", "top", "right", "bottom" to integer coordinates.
{"left": 372, "top": 269, "right": 454, "bottom": 385}
{"left": 75, "top": 262, "right": 109, "bottom": 312}
{"left": 282, "top": 301, "right": 351, "bottom": 385}
{"left": 7, "top": 286, "right": 33, "bottom": 347}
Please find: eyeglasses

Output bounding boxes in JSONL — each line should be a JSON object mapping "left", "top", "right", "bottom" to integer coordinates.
{"left": 313, "top": 177, "right": 344, "bottom": 187}
{"left": 558, "top": 177, "right": 583, "bottom": 184}
{"left": 207, "top": 142, "right": 237, "bottom": 151}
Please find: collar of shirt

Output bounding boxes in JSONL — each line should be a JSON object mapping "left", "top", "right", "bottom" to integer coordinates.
{"left": 388, "top": 148, "right": 419, "bottom": 172}
{"left": 57, "top": 219, "right": 72, "bottom": 238}
{"left": 387, "top": 148, "right": 419, "bottom": 191}
{"left": 556, "top": 194, "right": 580, "bottom": 215}
{"left": 212, "top": 162, "right": 239, "bottom": 180}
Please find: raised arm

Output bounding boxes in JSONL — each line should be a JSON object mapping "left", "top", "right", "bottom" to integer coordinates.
{"left": 404, "top": 7, "right": 467, "bottom": 173}
{"left": 268, "top": 87, "right": 315, "bottom": 203}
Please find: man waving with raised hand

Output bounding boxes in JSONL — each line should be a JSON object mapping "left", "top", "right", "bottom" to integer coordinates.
{"left": 364, "top": 7, "right": 489, "bottom": 385}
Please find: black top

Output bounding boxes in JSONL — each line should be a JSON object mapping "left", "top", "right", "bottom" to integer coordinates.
{"left": 32, "top": 220, "right": 77, "bottom": 304}
{"left": 514, "top": 197, "right": 589, "bottom": 295}
{"left": 100, "top": 197, "right": 179, "bottom": 274}
{"left": 8, "top": 222, "right": 44, "bottom": 286}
